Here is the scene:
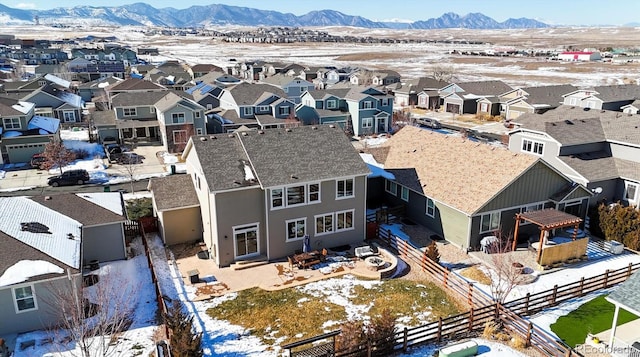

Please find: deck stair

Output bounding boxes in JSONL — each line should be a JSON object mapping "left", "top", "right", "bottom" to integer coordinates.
{"left": 230, "top": 255, "right": 269, "bottom": 270}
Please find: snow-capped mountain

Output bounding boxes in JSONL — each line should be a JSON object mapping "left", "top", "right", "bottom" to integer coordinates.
{"left": 0, "top": 3, "right": 550, "bottom": 29}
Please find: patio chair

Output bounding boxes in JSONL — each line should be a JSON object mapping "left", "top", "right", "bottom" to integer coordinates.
{"left": 355, "top": 245, "right": 376, "bottom": 259}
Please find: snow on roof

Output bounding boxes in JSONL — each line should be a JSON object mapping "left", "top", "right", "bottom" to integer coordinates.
{"left": 0, "top": 260, "right": 63, "bottom": 287}
{"left": 76, "top": 192, "right": 125, "bottom": 216}
{"left": 0, "top": 197, "right": 81, "bottom": 269}
{"left": 360, "top": 153, "right": 395, "bottom": 180}
{"left": 58, "top": 90, "right": 83, "bottom": 108}
{"left": 12, "top": 100, "right": 34, "bottom": 114}
{"left": 27, "top": 115, "right": 60, "bottom": 134}
{"left": 44, "top": 73, "right": 71, "bottom": 88}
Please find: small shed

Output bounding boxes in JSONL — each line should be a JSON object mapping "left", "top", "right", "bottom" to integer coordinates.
{"left": 148, "top": 174, "right": 202, "bottom": 245}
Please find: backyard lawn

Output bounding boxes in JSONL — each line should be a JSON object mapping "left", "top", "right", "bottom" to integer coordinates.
{"left": 551, "top": 295, "right": 639, "bottom": 347}
{"left": 206, "top": 276, "right": 462, "bottom": 347}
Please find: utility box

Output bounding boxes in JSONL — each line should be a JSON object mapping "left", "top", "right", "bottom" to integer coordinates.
{"left": 187, "top": 269, "right": 200, "bottom": 284}
{"left": 604, "top": 240, "right": 624, "bottom": 255}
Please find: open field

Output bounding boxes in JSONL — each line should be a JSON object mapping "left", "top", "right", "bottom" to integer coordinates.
{"left": 1, "top": 25, "right": 639, "bottom": 87}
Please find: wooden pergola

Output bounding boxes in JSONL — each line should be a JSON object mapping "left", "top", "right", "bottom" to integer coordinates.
{"left": 512, "top": 208, "right": 583, "bottom": 262}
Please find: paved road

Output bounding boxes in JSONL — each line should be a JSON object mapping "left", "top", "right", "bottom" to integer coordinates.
{"left": 0, "top": 178, "right": 153, "bottom": 197}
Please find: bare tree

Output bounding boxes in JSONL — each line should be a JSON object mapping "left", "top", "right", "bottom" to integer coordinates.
{"left": 44, "top": 271, "right": 137, "bottom": 357}
{"left": 41, "top": 140, "right": 76, "bottom": 175}
{"left": 431, "top": 64, "right": 457, "bottom": 82}
{"left": 284, "top": 110, "right": 301, "bottom": 128}
{"left": 485, "top": 230, "right": 524, "bottom": 303}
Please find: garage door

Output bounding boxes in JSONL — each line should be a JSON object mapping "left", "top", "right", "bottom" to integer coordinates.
{"left": 508, "top": 110, "right": 524, "bottom": 120}
{"left": 7, "top": 143, "right": 46, "bottom": 164}
{"left": 446, "top": 103, "right": 460, "bottom": 114}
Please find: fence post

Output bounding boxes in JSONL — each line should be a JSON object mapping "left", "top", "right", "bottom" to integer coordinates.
{"left": 443, "top": 269, "right": 449, "bottom": 287}
{"left": 403, "top": 327, "right": 408, "bottom": 351}
{"left": 467, "top": 282, "right": 474, "bottom": 306}
{"left": 421, "top": 250, "right": 426, "bottom": 272}
{"left": 468, "top": 308, "right": 474, "bottom": 332}
{"left": 603, "top": 269, "right": 610, "bottom": 288}
{"left": 526, "top": 322, "right": 532, "bottom": 347}
{"left": 437, "top": 317, "right": 442, "bottom": 342}
{"left": 579, "top": 277, "right": 584, "bottom": 295}
{"left": 551, "top": 285, "right": 558, "bottom": 305}
{"left": 628, "top": 263, "right": 633, "bottom": 279}
{"left": 524, "top": 293, "right": 530, "bottom": 315}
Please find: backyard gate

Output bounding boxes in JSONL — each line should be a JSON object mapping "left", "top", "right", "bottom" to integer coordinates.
{"left": 282, "top": 330, "right": 339, "bottom": 357}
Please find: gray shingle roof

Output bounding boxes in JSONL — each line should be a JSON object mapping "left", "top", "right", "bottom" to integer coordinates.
{"left": 558, "top": 153, "right": 620, "bottom": 182}
{"left": 514, "top": 105, "right": 640, "bottom": 146}
{"left": 607, "top": 270, "right": 640, "bottom": 315}
{"left": 521, "top": 84, "right": 578, "bottom": 107}
{"left": 92, "top": 110, "right": 116, "bottom": 126}
{"left": 544, "top": 117, "right": 606, "bottom": 146}
{"left": 305, "top": 89, "right": 351, "bottom": 100}
{"left": 228, "top": 82, "right": 286, "bottom": 105}
{"left": 148, "top": 174, "right": 200, "bottom": 211}
{"left": 30, "top": 193, "right": 125, "bottom": 226}
{"left": 593, "top": 84, "right": 640, "bottom": 102}
{"left": 615, "top": 158, "right": 640, "bottom": 182}
{"left": 111, "top": 91, "right": 170, "bottom": 107}
{"left": 108, "top": 78, "right": 166, "bottom": 92}
{"left": 456, "top": 80, "right": 513, "bottom": 96}
{"left": 191, "top": 125, "right": 370, "bottom": 191}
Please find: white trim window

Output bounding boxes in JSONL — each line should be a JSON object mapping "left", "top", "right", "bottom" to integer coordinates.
{"left": 13, "top": 285, "right": 37, "bottom": 313}
{"left": 3, "top": 117, "right": 21, "bottom": 129}
{"left": 480, "top": 211, "right": 501, "bottom": 233}
{"left": 123, "top": 108, "right": 137, "bottom": 117}
{"left": 625, "top": 181, "right": 639, "bottom": 205}
{"left": 309, "top": 183, "right": 320, "bottom": 202}
{"left": 480, "top": 102, "right": 489, "bottom": 112}
{"left": 362, "top": 117, "right": 373, "bottom": 128}
{"left": 336, "top": 210, "right": 354, "bottom": 232}
{"left": 63, "top": 111, "right": 76, "bottom": 122}
{"left": 385, "top": 179, "right": 397, "bottom": 195}
{"left": 171, "top": 112, "right": 186, "bottom": 124}
{"left": 195, "top": 111, "right": 201, "bottom": 118}
{"left": 401, "top": 186, "right": 409, "bottom": 202}
{"left": 426, "top": 198, "right": 435, "bottom": 217}
{"left": 521, "top": 139, "right": 544, "bottom": 155}
{"left": 258, "top": 105, "right": 270, "bottom": 112}
{"left": 363, "top": 101, "right": 374, "bottom": 109}
{"left": 278, "top": 106, "right": 290, "bottom": 116}
{"left": 381, "top": 98, "right": 389, "bottom": 106}
{"left": 569, "top": 97, "right": 578, "bottom": 106}
{"left": 286, "top": 218, "right": 306, "bottom": 241}
{"left": 271, "top": 188, "right": 283, "bottom": 208}
{"left": 172, "top": 130, "right": 188, "bottom": 144}
{"left": 287, "top": 185, "right": 306, "bottom": 206}
{"left": 315, "top": 213, "right": 333, "bottom": 235}
{"left": 336, "top": 178, "right": 354, "bottom": 199}
{"left": 243, "top": 106, "right": 254, "bottom": 116}
{"left": 150, "top": 106, "right": 156, "bottom": 113}
{"left": 196, "top": 128, "right": 203, "bottom": 135}
{"left": 327, "top": 100, "right": 337, "bottom": 109}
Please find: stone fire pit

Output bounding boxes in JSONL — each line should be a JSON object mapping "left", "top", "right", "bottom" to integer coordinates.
{"left": 364, "top": 256, "right": 385, "bottom": 271}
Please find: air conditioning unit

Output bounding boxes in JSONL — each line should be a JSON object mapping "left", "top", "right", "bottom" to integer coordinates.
{"left": 604, "top": 240, "right": 624, "bottom": 255}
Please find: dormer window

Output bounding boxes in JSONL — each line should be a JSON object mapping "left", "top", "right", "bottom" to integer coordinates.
{"left": 3, "top": 117, "right": 21, "bottom": 130}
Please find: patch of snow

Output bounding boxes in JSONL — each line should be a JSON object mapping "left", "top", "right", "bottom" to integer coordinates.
{"left": 60, "top": 128, "right": 90, "bottom": 141}
{"left": 0, "top": 260, "right": 63, "bottom": 287}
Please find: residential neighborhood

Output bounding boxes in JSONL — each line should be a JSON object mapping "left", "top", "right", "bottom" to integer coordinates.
{"left": 1, "top": 15, "right": 640, "bottom": 357}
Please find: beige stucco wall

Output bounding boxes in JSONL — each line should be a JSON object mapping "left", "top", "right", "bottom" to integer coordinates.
{"left": 160, "top": 207, "right": 202, "bottom": 246}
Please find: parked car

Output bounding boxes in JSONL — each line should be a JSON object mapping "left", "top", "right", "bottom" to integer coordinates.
{"left": 47, "top": 169, "right": 90, "bottom": 187}
{"left": 104, "top": 144, "right": 124, "bottom": 163}
{"left": 30, "top": 153, "right": 46, "bottom": 169}
{"left": 116, "top": 152, "right": 143, "bottom": 165}
{"left": 415, "top": 117, "right": 442, "bottom": 129}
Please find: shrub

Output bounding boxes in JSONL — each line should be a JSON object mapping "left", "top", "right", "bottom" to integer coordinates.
{"left": 367, "top": 308, "right": 397, "bottom": 355}
{"left": 336, "top": 308, "right": 397, "bottom": 356}
{"left": 72, "top": 148, "right": 90, "bottom": 160}
{"left": 510, "top": 335, "right": 527, "bottom": 349}
{"left": 163, "top": 300, "right": 203, "bottom": 357}
{"left": 598, "top": 202, "right": 640, "bottom": 250}
{"left": 482, "top": 320, "right": 498, "bottom": 339}
{"left": 126, "top": 197, "right": 153, "bottom": 220}
{"left": 425, "top": 241, "right": 440, "bottom": 264}
{"left": 336, "top": 320, "right": 366, "bottom": 354}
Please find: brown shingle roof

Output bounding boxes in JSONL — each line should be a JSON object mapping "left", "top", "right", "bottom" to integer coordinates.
{"left": 381, "top": 126, "right": 537, "bottom": 214}
{"left": 148, "top": 174, "right": 199, "bottom": 211}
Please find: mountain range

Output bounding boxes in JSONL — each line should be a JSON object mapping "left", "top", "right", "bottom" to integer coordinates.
{"left": 0, "top": 3, "right": 552, "bottom": 29}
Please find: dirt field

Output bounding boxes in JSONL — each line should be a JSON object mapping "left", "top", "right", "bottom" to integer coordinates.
{"left": 2, "top": 25, "right": 639, "bottom": 87}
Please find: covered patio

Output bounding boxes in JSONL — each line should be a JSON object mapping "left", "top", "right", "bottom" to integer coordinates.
{"left": 511, "top": 208, "right": 585, "bottom": 265}
{"left": 601, "top": 271, "right": 640, "bottom": 356}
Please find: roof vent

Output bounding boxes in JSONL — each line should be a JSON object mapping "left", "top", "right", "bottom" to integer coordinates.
{"left": 311, "top": 126, "right": 318, "bottom": 130}
{"left": 583, "top": 107, "right": 590, "bottom": 111}
{"left": 44, "top": 196, "right": 51, "bottom": 200}
{"left": 241, "top": 131, "right": 248, "bottom": 136}
{"left": 290, "top": 174, "right": 298, "bottom": 179}
{"left": 210, "top": 136, "right": 216, "bottom": 140}
{"left": 258, "top": 130, "right": 264, "bottom": 134}
{"left": 228, "top": 134, "right": 234, "bottom": 138}
{"left": 329, "top": 124, "right": 335, "bottom": 128}
{"left": 20, "top": 222, "right": 52, "bottom": 234}
{"left": 199, "top": 137, "right": 207, "bottom": 141}
{"left": 600, "top": 110, "right": 606, "bottom": 113}
{"left": 564, "top": 120, "right": 574, "bottom": 125}
{"left": 628, "top": 114, "right": 633, "bottom": 117}
{"left": 285, "top": 128, "right": 292, "bottom": 132}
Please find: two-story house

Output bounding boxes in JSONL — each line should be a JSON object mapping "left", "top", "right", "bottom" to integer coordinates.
{"left": 561, "top": 84, "right": 640, "bottom": 111}
{"left": 0, "top": 97, "right": 60, "bottom": 164}
{"left": 509, "top": 105, "right": 640, "bottom": 207}
{"left": 440, "top": 80, "right": 513, "bottom": 115}
{"left": 105, "top": 78, "right": 166, "bottom": 108}
{"left": 177, "top": 124, "right": 370, "bottom": 267}
{"left": 344, "top": 86, "right": 393, "bottom": 136}
{"left": 154, "top": 92, "right": 206, "bottom": 153}
{"left": 261, "top": 74, "right": 315, "bottom": 104}
{"left": 297, "top": 88, "right": 351, "bottom": 127}
{"left": 21, "top": 83, "right": 83, "bottom": 123}
{"left": 392, "top": 76, "right": 449, "bottom": 109}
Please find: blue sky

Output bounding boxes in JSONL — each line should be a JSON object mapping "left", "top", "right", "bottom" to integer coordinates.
{"left": 8, "top": 0, "right": 640, "bottom": 26}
